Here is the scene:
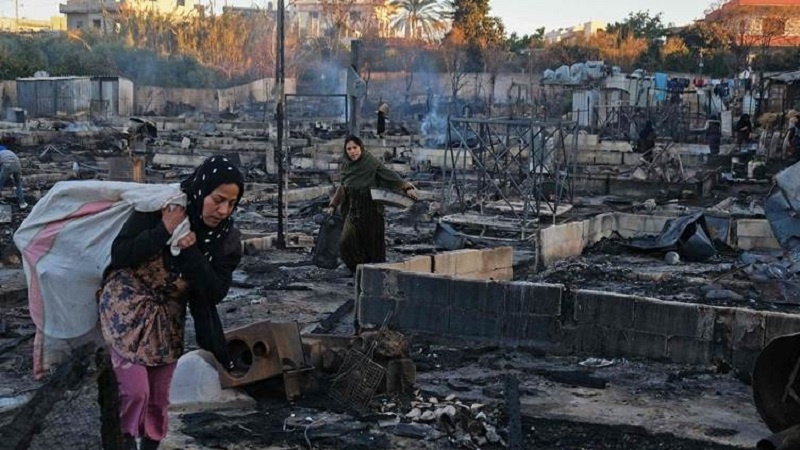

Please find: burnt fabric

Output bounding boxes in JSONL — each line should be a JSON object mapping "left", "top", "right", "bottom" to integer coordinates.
{"left": 340, "top": 188, "right": 387, "bottom": 271}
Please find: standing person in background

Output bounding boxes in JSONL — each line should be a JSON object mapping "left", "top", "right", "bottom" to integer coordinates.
{"left": 325, "top": 135, "right": 417, "bottom": 273}
{"left": 706, "top": 115, "right": 722, "bottom": 155}
{"left": 0, "top": 145, "right": 27, "bottom": 209}
{"left": 783, "top": 114, "right": 798, "bottom": 161}
{"left": 735, "top": 113, "right": 753, "bottom": 149}
{"left": 98, "top": 156, "right": 244, "bottom": 450}
{"left": 377, "top": 103, "right": 389, "bottom": 138}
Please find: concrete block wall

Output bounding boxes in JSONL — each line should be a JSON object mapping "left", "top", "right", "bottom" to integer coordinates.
{"left": 357, "top": 253, "right": 800, "bottom": 376}
{"left": 538, "top": 213, "right": 783, "bottom": 268}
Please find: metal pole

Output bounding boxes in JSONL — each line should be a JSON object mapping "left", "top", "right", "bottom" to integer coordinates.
{"left": 275, "top": 0, "right": 287, "bottom": 249}
{"left": 349, "top": 40, "right": 361, "bottom": 136}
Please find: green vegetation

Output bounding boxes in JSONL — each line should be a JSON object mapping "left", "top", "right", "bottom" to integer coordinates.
{"left": 1, "top": 2, "right": 797, "bottom": 88}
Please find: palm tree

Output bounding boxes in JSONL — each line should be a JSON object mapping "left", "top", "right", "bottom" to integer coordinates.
{"left": 390, "top": 0, "right": 447, "bottom": 42}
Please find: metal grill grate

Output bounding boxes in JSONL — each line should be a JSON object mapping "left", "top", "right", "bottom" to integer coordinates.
{"left": 329, "top": 347, "right": 385, "bottom": 412}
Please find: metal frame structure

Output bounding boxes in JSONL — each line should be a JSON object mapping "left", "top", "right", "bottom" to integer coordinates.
{"left": 442, "top": 116, "right": 578, "bottom": 239}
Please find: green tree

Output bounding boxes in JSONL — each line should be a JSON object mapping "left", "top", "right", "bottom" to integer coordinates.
{"left": 445, "top": 0, "right": 505, "bottom": 71}
{"left": 390, "top": 0, "right": 447, "bottom": 42}
{"left": 606, "top": 10, "right": 668, "bottom": 41}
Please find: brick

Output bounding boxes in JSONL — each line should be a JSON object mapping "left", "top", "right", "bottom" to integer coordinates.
{"left": 450, "top": 308, "right": 501, "bottom": 338}
{"left": 633, "top": 298, "right": 702, "bottom": 338}
{"left": 574, "top": 290, "right": 635, "bottom": 329}
{"left": 397, "top": 272, "right": 450, "bottom": 308}
{"left": 667, "top": 336, "right": 713, "bottom": 365}
{"left": 765, "top": 312, "right": 800, "bottom": 344}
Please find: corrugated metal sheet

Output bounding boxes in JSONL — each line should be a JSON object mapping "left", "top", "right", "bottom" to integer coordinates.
{"left": 17, "top": 77, "right": 92, "bottom": 117}
{"left": 89, "top": 77, "right": 134, "bottom": 117}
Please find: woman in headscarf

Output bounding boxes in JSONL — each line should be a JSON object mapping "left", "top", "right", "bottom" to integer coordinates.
{"left": 326, "top": 135, "right": 417, "bottom": 272}
{"left": 98, "top": 155, "right": 244, "bottom": 450}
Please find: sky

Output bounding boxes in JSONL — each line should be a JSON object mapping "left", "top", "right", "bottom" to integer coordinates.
{"left": 8, "top": 0, "right": 712, "bottom": 33}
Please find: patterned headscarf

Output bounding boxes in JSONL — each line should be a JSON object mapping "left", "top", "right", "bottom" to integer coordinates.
{"left": 180, "top": 155, "right": 244, "bottom": 262}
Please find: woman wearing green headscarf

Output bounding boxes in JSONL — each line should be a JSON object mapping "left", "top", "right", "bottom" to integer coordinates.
{"left": 326, "top": 135, "right": 417, "bottom": 272}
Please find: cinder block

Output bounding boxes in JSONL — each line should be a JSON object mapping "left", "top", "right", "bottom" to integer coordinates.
{"left": 764, "top": 312, "right": 800, "bottom": 344}
{"left": 709, "top": 306, "right": 734, "bottom": 363}
{"left": 538, "top": 221, "right": 585, "bottom": 267}
{"left": 357, "top": 295, "right": 397, "bottom": 328}
{"left": 503, "top": 312, "right": 528, "bottom": 340}
{"left": 732, "top": 309, "right": 766, "bottom": 351}
{"left": 731, "top": 348, "right": 760, "bottom": 383}
{"left": 397, "top": 272, "right": 450, "bottom": 308}
{"left": 480, "top": 247, "right": 514, "bottom": 272}
{"left": 574, "top": 290, "right": 635, "bottom": 329}
{"left": 523, "top": 315, "right": 561, "bottom": 342}
{"left": 358, "top": 266, "right": 400, "bottom": 298}
{"left": 395, "top": 305, "right": 449, "bottom": 333}
{"left": 529, "top": 283, "right": 563, "bottom": 316}
{"left": 737, "top": 236, "right": 781, "bottom": 251}
{"left": 626, "top": 330, "right": 667, "bottom": 360}
{"left": 594, "top": 151, "right": 623, "bottom": 165}
{"left": 633, "top": 298, "right": 702, "bottom": 338}
{"left": 401, "top": 255, "right": 432, "bottom": 273}
{"left": 506, "top": 282, "right": 563, "bottom": 317}
{"left": 582, "top": 213, "right": 615, "bottom": 245}
{"left": 449, "top": 278, "right": 505, "bottom": 315}
{"left": 736, "top": 219, "right": 774, "bottom": 237}
{"left": 450, "top": 308, "right": 501, "bottom": 338}
{"left": 667, "top": 336, "right": 713, "bottom": 365}
{"left": 457, "top": 267, "right": 514, "bottom": 281}
{"left": 613, "top": 213, "right": 670, "bottom": 239}
{"left": 432, "top": 249, "right": 482, "bottom": 275}
{"left": 575, "top": 325, "right": 629, "bottom": 356}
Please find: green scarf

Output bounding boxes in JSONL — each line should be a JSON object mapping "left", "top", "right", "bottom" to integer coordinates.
{"left": 341, "top": 150, "right": 381, "bottom": 188}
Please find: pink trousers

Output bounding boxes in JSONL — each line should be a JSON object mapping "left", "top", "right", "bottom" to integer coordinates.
{"left": 111, "top": 348, "right": 177, "bottom": 441}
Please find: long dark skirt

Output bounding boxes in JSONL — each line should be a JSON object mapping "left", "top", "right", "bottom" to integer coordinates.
{"left": 339, "top": 188, "right": 385, "bottom": 272}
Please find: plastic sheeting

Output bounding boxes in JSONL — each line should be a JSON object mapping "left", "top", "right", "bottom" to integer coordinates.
{"left": 626, "top": 211, "right": 717, "bottom": 261}
{"left": 13, "top": 181, "right": 183, "bottom": 377}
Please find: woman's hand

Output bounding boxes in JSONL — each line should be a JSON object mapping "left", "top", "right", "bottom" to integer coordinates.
{"left": 177, "top": 231, "right": 197, "bottom": 250}
{"left": 162, "top": 204, "right": 186, "bottom": 234}
{"left": 405, "top": 186, "right": 419, "bottom": 201}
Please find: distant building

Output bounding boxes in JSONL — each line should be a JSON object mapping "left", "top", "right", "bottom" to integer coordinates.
{"left": 289, "top": 0, "right": 398, "bottom": 40}
{"left": 58, "top": 0, "right": 198, "bottom": 34}
{"left": 704, "top": 0, "right": 800, "bottom": 47}
{"left": 0, "top": 16, "right": 67, "bottom": 32}
{"left": 545, "top": 21, "right": 607, "bottom": 44}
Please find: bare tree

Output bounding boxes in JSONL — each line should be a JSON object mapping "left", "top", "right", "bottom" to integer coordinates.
{"left": 441, "top": 27, "right": 468, "bottom": 114}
